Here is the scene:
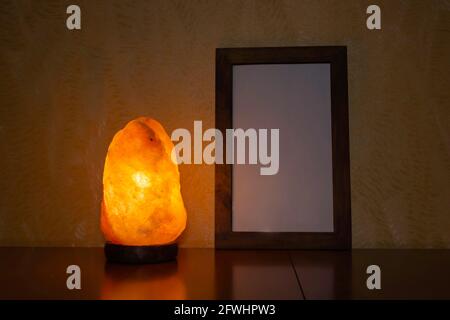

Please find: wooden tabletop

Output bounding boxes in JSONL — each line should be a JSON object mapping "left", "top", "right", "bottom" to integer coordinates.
{"left": 0, "top": 248, "right": 449, "bottom": 299}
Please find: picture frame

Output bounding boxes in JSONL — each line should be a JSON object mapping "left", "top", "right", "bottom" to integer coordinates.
{"left": 215, "top": 46, "right": 351, "bottom": 250}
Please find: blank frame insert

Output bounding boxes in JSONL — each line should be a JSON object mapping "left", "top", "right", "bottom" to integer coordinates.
{"left": 232, "top": 64, "right": 334, "bottom": 233}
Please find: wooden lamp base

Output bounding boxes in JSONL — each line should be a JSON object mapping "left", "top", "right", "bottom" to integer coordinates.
{"left": 104, "top": 243, "right": 178, "bottom": 264}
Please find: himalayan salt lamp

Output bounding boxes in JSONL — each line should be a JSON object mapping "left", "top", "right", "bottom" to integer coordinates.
{"left": 101, "top": 117, "right": 187, "bottom": 263}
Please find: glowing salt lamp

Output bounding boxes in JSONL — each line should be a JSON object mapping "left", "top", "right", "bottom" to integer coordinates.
{"left": 101, "top": 117, "right": 187, "bottom": 263}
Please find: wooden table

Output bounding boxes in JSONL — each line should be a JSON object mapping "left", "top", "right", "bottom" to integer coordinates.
{"left": 0, "top": 248, "right": 449, "bottom": 299}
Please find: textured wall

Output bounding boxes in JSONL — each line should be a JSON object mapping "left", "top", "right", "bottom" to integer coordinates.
{"left": 0, "top": 0, "right": 448, "bottom": 248}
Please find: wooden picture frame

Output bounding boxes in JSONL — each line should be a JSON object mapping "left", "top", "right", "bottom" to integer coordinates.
{"left": 215, "top": 46, "right": 351, "bottom": 249}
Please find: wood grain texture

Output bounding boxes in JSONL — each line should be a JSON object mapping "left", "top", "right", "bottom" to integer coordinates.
{"left": 0, "top": 0, "right": 448, "bottom": 248}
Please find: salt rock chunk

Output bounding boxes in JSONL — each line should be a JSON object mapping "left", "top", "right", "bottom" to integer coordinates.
{"left": 101, "top": 117, "right": 187, "bottom": 246}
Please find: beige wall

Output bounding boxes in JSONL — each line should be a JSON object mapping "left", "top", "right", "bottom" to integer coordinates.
{"left": 0, "top": 0, "right": 448, "bottom": 248}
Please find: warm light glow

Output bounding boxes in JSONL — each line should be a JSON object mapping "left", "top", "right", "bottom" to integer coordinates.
{"left": 101, "top": 117, "right": 187, "bottom": 246}
{"left": 132, "top": 172, "right": 151, "bottom": 188}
